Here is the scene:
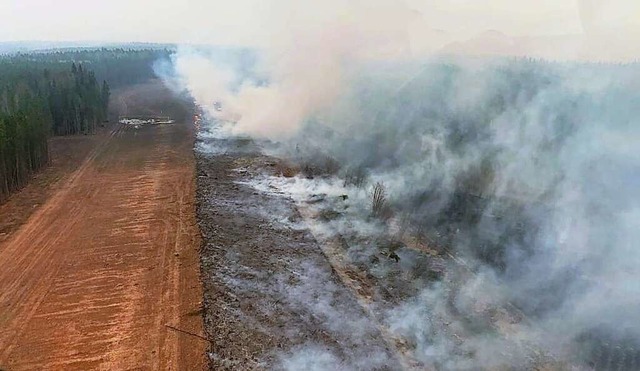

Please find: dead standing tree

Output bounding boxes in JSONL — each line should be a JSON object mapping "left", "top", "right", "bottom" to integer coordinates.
{"left": 371, "top": 182, "right": 388, "bottom": 219}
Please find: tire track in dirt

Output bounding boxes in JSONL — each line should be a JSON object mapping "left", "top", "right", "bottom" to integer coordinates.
{"left": 0, "top": 124, "right": 120, "bottom": 356}
{"left": 0, "top": 119, "right": 206, "bottom": 370}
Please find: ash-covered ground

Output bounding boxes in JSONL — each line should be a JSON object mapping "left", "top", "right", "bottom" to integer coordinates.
{"left": 194, "top": 130, "right": 557, "bottom": 371}
{"left": 195, "top": 126, "right": 640, "bottom": 371}
{"left": 195, "top": 135, "right": 401, "bottom": 370}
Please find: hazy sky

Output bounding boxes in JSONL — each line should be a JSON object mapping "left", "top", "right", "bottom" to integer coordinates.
{"left": 0, "top": 0, "right": 588, "bottom": 43}
{"left": 0, "top": 0, "right": 638, "bottom": 58}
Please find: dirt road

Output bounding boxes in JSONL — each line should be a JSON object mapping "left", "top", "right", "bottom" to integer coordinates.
{"left": 0, "top": 86, "right": 206, "bottom": 370}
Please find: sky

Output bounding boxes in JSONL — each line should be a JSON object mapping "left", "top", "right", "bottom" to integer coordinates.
{"left": 0, "top": 0, "right": 638, "bottom": 60}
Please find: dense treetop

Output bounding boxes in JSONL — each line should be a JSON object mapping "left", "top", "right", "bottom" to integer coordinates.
{"left": 2, "top": 48, "right": 172, "bottom": 88}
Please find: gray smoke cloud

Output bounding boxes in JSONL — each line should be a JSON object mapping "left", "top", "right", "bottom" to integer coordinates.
{"left": 258, "top": 59, "right": 640, "bottom": 368}
{"left": 159, "top": 1, "right": 640, "bottom": 368}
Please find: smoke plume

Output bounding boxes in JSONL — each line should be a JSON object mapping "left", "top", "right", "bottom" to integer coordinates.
{"left": 165, "top": 0, "right": 428, "bottom": 139}
{"left": 161, "top": 0, "right": 640, "bottom": 368}
{"left": 263, "top": 59, "right": 640, "bottom": 368}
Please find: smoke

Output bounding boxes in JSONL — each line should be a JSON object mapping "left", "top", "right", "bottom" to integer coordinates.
{"left": 161, "top": 0, "right": 640, "bottom": 368}
{"left": 163, "top": 0, "right": 425, "bottom": 139}
{"left": 578, "top": 0, "right": 600, "bottom": 33}
{"left": 164, "top": 0, "right": 640, "bottom": 139}
{"left": 234, "top": 59, "right": 640, "bottom": 368}
{"left": 287, "top": 59, "right": 640, "bottom": 367}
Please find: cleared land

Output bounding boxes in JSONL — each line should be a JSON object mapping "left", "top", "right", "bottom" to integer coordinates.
{"left": 0, "top": 82, "right": 206, "bottom": 370}
{"left": 0, "top": 128, "right": 108, "bottom": 245}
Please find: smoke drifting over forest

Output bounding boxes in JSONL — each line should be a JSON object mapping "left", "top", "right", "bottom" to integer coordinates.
{"left": 160, "top": 0, "right": 640, "bottom": 368}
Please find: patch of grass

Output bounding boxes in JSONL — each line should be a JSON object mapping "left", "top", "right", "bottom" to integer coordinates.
{"left": 318, "top": 208, "right": 342, "bottom": 221}
{"left": 275, "top": 161, "right": 300, "bottom": 178}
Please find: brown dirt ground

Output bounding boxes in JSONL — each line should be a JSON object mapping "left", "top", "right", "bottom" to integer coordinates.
{"left": 0, "top": 128, "right": 108, "bottom": 245}
{"left": 0, "top": 82, "right": 206, "bottom": 370}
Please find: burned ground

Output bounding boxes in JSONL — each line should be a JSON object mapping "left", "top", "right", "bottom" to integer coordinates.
{"left": 196, "top": 138, "right": 401, "bottom": 370}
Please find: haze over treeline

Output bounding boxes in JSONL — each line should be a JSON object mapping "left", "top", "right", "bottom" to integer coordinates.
{"left": 2, "top": 0, "right": 639, "bottom": 61}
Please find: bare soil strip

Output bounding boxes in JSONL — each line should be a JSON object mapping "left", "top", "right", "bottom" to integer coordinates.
{"left": 0, "top": 87, "right": 205, "bottom": 370}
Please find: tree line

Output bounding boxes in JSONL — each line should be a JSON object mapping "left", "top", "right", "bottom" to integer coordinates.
{"left": 0, "top": 47, "right": 171, "bottom": 202}
{"left": 0, "top": 60, "right": 109, "bottom": 202}
{"left": 11, "top": 48, "right": 172, "bottom": 88}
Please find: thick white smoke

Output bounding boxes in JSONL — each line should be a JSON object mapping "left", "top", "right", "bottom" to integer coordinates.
{"left": 166, "top": 0, "right": 429, "bottom": 139}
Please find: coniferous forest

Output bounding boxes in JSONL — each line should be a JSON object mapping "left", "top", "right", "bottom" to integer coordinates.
{"left": 0, "top": 48, "right": 169, "bottom": 202}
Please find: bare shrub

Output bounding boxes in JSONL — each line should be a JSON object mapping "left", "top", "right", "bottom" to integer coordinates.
{"left": 323, "top": 156, "right": 340, "bottom": 176}
{"left": 300, "top": 162, "right": 318, "bottom": 179}
{"left": 343, "top": 166, "right": 368, "bottom": 188}
{"left": 415, "top": 223, "right": 437, "bottom": 252}
{"left": 300, "top": 155, "right": 341, "bottom": 179}
{"left": 370, "top": 182, "right": 390, "bottom": 219}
